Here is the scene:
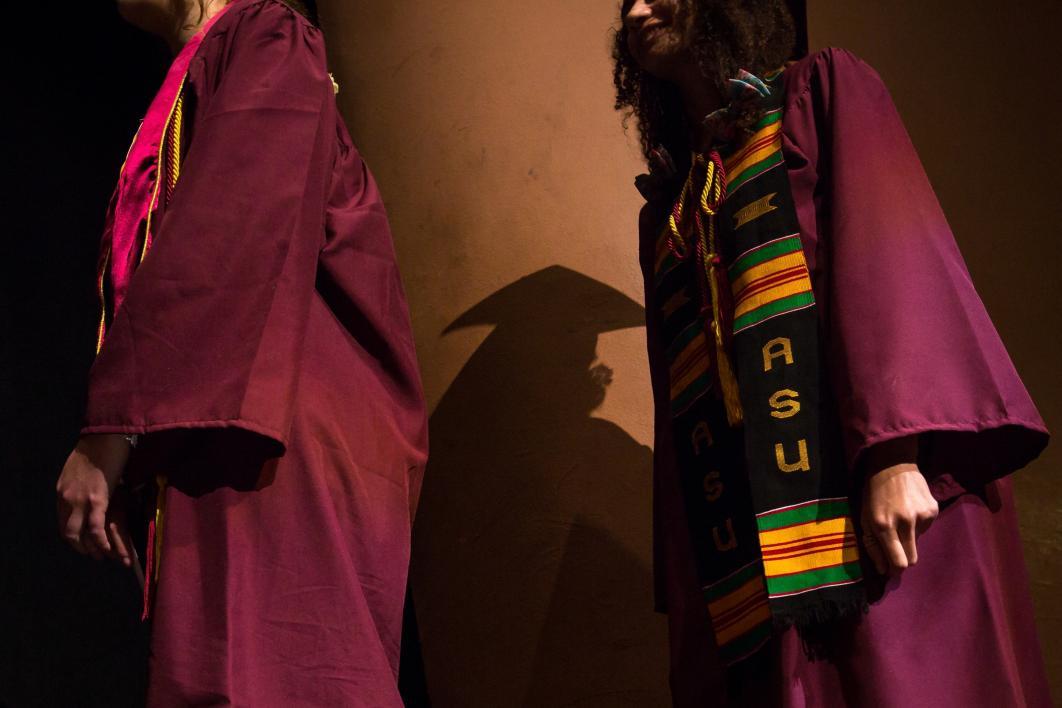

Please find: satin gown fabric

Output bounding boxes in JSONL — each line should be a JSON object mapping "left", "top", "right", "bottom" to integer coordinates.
{"left": 640, "top": 48, "right": 1051, "bottom": 707}
{"left": 83, "top": 2, "right": 428, "bottom": 704}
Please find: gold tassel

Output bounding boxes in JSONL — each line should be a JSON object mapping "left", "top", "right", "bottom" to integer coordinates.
{"left": 152, "top": 474, "right": 167, "bottom": 583}
{"left": 669, "top": 152, "right": 745, "bottom": 427}
{"left": 701, "top": 155, "right": 744, "bottom": 427}
{"left": 712, "top": 320, "right": 744, "bottom": 426}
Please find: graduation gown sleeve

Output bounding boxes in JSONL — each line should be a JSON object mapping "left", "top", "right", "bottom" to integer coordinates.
{"left": 781, "top": 48, "right": 1049, "bottom": 496}
{"left": 82, "top": 2, "right": 335, "bottom": 455}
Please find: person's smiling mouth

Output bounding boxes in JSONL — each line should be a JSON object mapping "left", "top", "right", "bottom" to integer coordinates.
{"left": 640, "top": 20, "right": 669, "bottom": 43}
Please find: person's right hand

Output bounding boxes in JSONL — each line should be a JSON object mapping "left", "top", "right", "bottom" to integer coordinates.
{"left": 56, "top": 434, "right": 135, "bottom": 566}
{"left": 860, "top": 435, "right": 939, "bottom": 576}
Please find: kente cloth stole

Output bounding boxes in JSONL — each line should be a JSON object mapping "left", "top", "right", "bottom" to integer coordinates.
{"left": 652, "top": 69, "right": 865, "bottom": 665}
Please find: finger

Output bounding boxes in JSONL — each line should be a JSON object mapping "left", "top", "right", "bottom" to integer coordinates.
{"left": 81, "top": 532, "right": 105, "bottom": 561}
{"left": 862, "top": 533, "right": 887, "bottom": 575}
{"left": 876, "top": 526, "right": 909, "bottom": 575}
{"left": 107, "top": 522, "right": 132, "bottom": 567}
{"left": 63, "top": 506, "right": 88, "bottom": 555}
{"left": 899, "top": 518, "right": 918, "bottom": 566}
{"left": 84, "top": 497, "right": 112, "bottom": 559}
{"left": 916, "top": 503, "right": 939, "bottom": 536}
{"left": 56, "top": 495, "right": 73, "bottom": 538}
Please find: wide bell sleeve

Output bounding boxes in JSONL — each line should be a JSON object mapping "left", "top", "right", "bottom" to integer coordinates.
{"left": 788, "top": 48, "right": 1048, "bottom": 497}
{"left": 81, "top": 3, "right": 335, "bottom": 457}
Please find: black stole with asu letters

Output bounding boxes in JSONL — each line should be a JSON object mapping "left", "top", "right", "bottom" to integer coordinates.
{"left": 649, "top": 69, "right": 865, "bottom": 666}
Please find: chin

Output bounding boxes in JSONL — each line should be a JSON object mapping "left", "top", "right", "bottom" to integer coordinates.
{"left": 637, "top": 51, "right": 683, "bottom": 82}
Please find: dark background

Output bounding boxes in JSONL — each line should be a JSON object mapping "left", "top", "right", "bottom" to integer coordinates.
{"left": 2, "top": 6, "right": 167, "bottom": 705}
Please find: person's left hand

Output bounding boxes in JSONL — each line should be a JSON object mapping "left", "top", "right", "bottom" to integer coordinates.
{"left": 860, "top": 437, "right": 939, "bottom": 576}
{"left": 56, "top": 434, "right": 134, "bottom": 565}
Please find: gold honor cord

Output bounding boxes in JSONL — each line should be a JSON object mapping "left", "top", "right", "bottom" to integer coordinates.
{"left": 94, "top": 82, "right": 185, "bottom": 355}
{"left": 94, "top": 84, "right": 187, "bottom": 614}
{"left": 141, "top": 78, "right": 186, "bottom": 264}
{"left": 667, "top": 153, "right": 744, "bottom": 426}
{"left": 95, "top": 120, "right": 146, "bottom": 355}
{"left": 146, "top": 83, "right": 186, "bottom": 592}
{"left": 95, "top": 248, "right": 110, "bottom": 355}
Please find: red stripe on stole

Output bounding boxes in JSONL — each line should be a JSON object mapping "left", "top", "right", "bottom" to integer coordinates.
{"left": 761, "top": 532, "right": 850, "bottom": 552}
{"left": 735, "top": 273, "right": 811, "bottom": 313}
{"left": 714, "top": 590, "right": 767, "bottom": 627}
{"left": 714, "top": 594, "right": 770, "bottom": 632}
{"left": 670, "top": 337, "right": 710, "bottom": 382}
{"left": 733, "top": 265, "right": 808, "bottom": 304}
{"left": 726, "top": 131, "right": 779, "bottom": 170}
{"left": 762, "top": 540, "right": 857, "bottom": 563}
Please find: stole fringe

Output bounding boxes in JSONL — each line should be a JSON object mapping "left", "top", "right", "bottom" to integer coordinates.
{"left": 778, "top": 593, "right": 869, "bottom": 661}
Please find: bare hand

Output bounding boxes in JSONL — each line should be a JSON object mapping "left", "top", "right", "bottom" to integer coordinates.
{"left": 56, "top": 434, "right": 135, "bottom": 565}
{"left": 861, "top": 437, "right": 939, "bottom": 576}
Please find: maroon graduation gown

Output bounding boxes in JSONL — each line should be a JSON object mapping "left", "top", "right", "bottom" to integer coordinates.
{"left": 81, "top": 1, "right": 428, "bottom": 705}
{"left": 641, "top": 48, "right": 1051, "bottom": 707}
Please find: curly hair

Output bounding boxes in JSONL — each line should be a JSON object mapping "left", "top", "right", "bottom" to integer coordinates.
{"left": 613, "top": 0, "right": 795, "bottom": 165}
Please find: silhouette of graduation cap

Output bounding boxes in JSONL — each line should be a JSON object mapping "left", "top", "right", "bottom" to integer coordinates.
{"left": 444, "top": 265, "right": 645, "bottom": 335}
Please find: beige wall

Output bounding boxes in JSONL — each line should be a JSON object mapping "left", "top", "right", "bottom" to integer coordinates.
{"left": 321, "top": 0, "right": 1060, "bottom": 704}
{"left": 321, "top": 2, "right": 666, "bottom": 704}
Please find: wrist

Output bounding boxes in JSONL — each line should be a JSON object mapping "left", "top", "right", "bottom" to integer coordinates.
{"left": 864, "top": 435, "right": 919, "bottom": 477}
{"left": 76, "top": 433, "right": 132, "bottom": 486}
{"left": 868, "top": 462, "right": 920, "bottom": 486}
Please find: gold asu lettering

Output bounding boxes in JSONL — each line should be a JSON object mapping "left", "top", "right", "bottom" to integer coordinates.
{"left": 713, "top": 518, "right": 739, "bottom": 552}
{"left": 703, "top": 470, "right": 724, "bottom": 502}
{"left": 692, "top": 421, "right": 713, "bottom": 455}
{"left": 762, "top": 337, "right": 794, "bottom": 372}
{"left": 769, "top": 389, "right": 801, "bottom": 419}
{"left": 775, "top": 439, "right": 810, "bottom": 473}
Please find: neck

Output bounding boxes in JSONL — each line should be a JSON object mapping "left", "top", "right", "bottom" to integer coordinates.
{"left": 673, "top": 63, "right": 723, "bottom": 153}
{"left": 166, "top": 0, "right": 225, "bottom": 53}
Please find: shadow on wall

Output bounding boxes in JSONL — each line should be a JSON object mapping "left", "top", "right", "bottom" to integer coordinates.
{"left": 409, "top": 266, "right": 670, "bottom": 707}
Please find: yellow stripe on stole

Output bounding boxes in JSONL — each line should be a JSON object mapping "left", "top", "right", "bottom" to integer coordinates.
{"left": 707, "top": 576, "right": 765, "bottom": 618}
{"left": 715, "top": 601, "right": 772, "bottom": 646}
{"left": 759, "top": 517, "right": 851, "bottom": 546}
{"left": 733, "top": 278, "right": 812, "bottom": 319}
{"left": 707, "top": 576, "right": 771, "bottom": 645}
{"left": 729, "top": 251, "right": 808, "bottom": 296}
{"left": 669, "top": 335, "right": 711, "bottom": 396}
{"left": 762, "top": 545, "right": 859, "bottom": 578}
{"left": 724, "top": 121, "right": 782, "bottom": 180}
{"left": 724, "top": 118, "right": 780, "bottom": 167}
{"left": 758, "top": 517, "right": 858, "bottom": 577}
